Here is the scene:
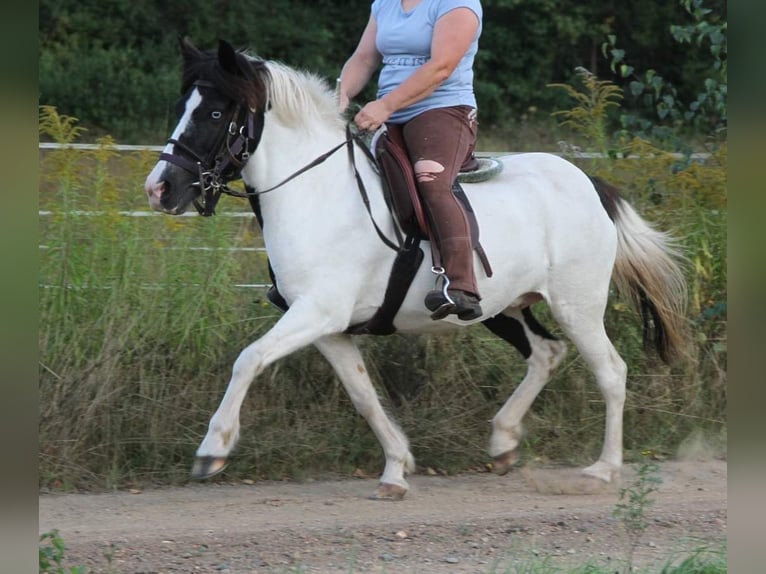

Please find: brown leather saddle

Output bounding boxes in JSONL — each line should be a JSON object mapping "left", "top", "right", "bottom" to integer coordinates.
{"left": 373, "top": 126, "right": 493, "bottom": 278}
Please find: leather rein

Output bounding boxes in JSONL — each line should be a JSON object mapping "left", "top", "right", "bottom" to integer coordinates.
{"left": 160, "top": 81, "right": 401, "bottom": 250}
{"left": 247, "top": 125, "right": 402, "bottom": 251}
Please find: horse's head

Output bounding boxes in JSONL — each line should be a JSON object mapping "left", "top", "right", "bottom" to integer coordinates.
{"left": 145, "top": 38, "right": 268, "bottom": 215}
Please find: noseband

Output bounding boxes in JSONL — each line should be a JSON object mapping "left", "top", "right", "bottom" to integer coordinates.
{"left": 160, "top": 80, "right": 264, "bottom": 216}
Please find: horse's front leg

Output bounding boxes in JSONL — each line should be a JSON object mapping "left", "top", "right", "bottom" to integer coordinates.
{"left": 192, "top": 299, "right": 342, "bottom": 479}
{"left": 314, "top": 334, "right": 415, "bottom": 501}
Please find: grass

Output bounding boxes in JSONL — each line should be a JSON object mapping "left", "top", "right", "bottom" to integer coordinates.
{"left": 487, "top": 548, "right": 727, "bottom": 573}
{"left": 38, "top": 85, "right": 726, "bottom": 491}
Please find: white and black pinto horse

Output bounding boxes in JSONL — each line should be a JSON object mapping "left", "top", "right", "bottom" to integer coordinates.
{"left": 145, "top": 39, "right": 687, "bottom": 500}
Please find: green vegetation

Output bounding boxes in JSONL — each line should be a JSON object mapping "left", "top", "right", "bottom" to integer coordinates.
{"left": 40, "top": 530, "right": 117, "bottom": 574}
{"left": 486, "top": 547, "right": 727, "bottom": 573}
{"left": 39, "top": 530, "right": 87, "bottom": 574}
{"left": 613, "top": 455, "right": 663, "bottom": 571}
{"left": 483, "top": 549, "right": 727, "bottom": 573}
{"left": 38, "top": 0, "right": 725, "bottom": 143}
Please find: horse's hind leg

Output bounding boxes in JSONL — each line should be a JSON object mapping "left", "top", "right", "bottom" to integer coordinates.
{"left": 314, "top": 334, "right": 415, "bottom": 501}
{"left": 483, "top": 307, "right": 568, "bottom": 474}
{"left": 548, "top": 298, "right": 627, "bottom": 483}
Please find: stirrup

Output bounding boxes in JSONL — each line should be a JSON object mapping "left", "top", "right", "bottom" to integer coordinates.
{"left": 425, "top": 267, "right": 458, "bottom": 320}
{"left": 426, "top": 290, "right": 483, "bottom": 321}
{"left": 424, "top": 267, "right": 482, "bottom": 321}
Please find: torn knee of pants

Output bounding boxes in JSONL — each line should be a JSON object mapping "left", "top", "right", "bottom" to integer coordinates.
{"left": 414, "top": 159, "right": 445, "bottom": 182}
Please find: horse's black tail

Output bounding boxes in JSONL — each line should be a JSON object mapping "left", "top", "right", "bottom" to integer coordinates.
{"left": 590, "top": 176, "right": 689, "bottom": 364}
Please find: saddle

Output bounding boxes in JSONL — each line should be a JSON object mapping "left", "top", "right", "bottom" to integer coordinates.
{"left": 372, "top": 125, "right": 496, "bottom": 278}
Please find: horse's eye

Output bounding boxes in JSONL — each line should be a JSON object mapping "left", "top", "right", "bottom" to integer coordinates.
{"left": 211, "top": 111, "right": 223, "bottom": 120}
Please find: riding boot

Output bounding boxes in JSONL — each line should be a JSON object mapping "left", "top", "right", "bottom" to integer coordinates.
{"left": 423, "top": 216, "right": 482, "bottom": 321}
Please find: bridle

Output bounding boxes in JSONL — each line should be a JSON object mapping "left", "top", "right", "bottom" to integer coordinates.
{"left": 159, "top": 80, "right": 401, "bottom": 251}
{"left": 160, "top": 80, "right": 264, "bottom": 216}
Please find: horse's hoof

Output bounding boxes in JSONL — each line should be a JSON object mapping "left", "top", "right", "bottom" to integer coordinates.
{"left": 581, "top": 461, "right": 620, "bottom": 483}
{"left": 191, "top": 456, "right": 228, "bottom": 479}
{"left": 369, "top": 482, "right": 408, "bottom": 501}
{"left": 492, "top": 449, "right": 520, "bottom": 475}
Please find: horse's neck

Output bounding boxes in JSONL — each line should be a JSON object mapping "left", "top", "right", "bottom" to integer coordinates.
{"left": 249, "top": 121, "right": 345, "bottom": 195}
{"left": 244, "top": 119, "right": 389, "bottom": 264}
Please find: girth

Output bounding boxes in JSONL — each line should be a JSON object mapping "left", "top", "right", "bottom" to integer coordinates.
{"left": 247, "top": 187, "right": 424, "bottom": 337}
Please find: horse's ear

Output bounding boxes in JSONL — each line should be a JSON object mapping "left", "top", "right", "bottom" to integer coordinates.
{"left": 217, "top": 39, "right": 242, "bottom": 76}
{"left": 179, "top": 36, "right": 201, "bottom": 63}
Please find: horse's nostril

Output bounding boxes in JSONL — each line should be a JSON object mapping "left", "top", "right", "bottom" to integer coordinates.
{"left": 146, "top": 180, "right": 169, "bottom": 212}
{"left": 146, "top": 181, "right": 167, "bottom": 199}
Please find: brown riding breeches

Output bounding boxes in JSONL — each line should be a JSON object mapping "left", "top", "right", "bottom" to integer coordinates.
{"left": 387, "top": 105, "right": 479, "bottom": 297}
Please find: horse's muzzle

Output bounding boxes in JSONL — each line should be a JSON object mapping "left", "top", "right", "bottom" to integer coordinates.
{"left": 145, "top": 180, "right": 166, "bottom": 212}
{"left": 146, "top": 180, "right": 186, "bottom": 214}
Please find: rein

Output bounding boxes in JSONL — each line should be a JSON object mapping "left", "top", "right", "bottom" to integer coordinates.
{"left": 231, "top": 139, "right": 347, "bottom": 197}
{"left": 240, "top": 124, "right": 402, "bottom": 251}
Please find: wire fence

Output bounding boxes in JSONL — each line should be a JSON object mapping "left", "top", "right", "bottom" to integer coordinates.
{"left": 38, "top": 210, "right": 254, "bottom": 217}
{"left": 38, "top": 141, "right": 713, "bottom": 160}
{"left": 39, "top": 141, "right": 712, "bottom": 291}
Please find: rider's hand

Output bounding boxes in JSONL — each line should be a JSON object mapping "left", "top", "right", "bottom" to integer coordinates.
{"left": 354, "top": 99, "right": 393, "bottom": 131}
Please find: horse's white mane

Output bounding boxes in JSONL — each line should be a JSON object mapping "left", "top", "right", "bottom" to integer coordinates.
{"left": 248, "top": 56, "right": 344, "bottom": 131}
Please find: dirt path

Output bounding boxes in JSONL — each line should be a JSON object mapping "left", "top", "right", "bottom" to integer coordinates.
{"left": 39, "top": 460, "right": 726, "bottom": 573}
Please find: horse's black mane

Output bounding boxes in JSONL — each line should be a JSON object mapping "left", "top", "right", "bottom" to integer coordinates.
{"left": 180, "top": 39, "right": 268, "bottom": 111}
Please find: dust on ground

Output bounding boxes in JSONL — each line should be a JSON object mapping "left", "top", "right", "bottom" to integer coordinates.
{"left": 39, "top": 459, "right": 726, "bottom": 573}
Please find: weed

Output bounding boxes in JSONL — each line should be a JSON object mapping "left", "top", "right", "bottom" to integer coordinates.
{"left": 657, "top": 544, "right": 727, "bottom": 573}
{"left": 548, "top": 67, "right": 623, "bottom": 158}
{"left": 39, "top": 530, "right": 87, "bottom": 574}
{"left": 485, "top": 544, "right": 726, "bottom": 573}
{"left": 613, "top": 454, "right": 663, "bottom": 571}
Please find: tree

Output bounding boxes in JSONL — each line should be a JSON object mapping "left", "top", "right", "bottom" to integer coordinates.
{"left": 38, "top": 0, "right": 726, "bottom": 142}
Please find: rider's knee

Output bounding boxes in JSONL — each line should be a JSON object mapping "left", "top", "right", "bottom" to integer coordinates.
{"left": 413, "top": 159, "right": 444, "bottom": 182}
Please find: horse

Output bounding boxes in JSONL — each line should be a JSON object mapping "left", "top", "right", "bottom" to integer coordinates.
{"left": 144, "top": 38, "right": 687, "bottom": 500}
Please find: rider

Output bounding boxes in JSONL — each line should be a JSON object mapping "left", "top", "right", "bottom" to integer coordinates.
{"left": 338, "top": 0, "right": 484, "bottom": 321}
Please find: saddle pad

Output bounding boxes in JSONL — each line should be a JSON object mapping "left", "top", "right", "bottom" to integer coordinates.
{"left": 457, "top": 157, "right": 504, "bottom": 183}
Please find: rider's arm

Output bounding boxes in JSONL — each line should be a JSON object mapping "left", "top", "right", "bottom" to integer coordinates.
{"left": 338, "top": 15, "right": 382, "bottom": 112}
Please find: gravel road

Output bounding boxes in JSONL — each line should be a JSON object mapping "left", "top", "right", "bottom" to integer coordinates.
{"left": 39, "top": 459, "right": 726, "bottom": 573}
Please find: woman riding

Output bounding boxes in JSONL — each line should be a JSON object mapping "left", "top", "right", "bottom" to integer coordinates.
{"left": 338, "top": 0, "right": 484, "bottom": 321}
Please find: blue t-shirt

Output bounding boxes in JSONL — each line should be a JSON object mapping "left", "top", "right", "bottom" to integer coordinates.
{"left": 371, "top": 0, "right": 482, "bottom": 123}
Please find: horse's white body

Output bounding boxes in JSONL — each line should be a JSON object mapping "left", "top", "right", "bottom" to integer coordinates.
{"left": 147, "top": 58, "right": 686, "bottom": 499}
